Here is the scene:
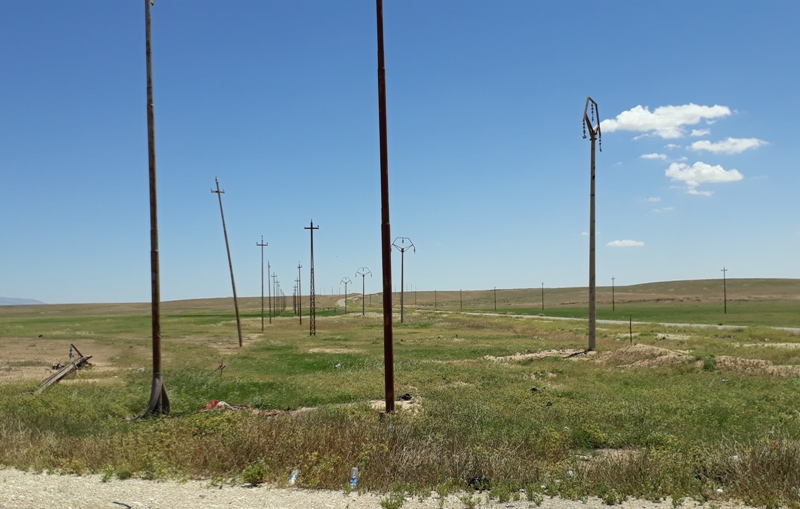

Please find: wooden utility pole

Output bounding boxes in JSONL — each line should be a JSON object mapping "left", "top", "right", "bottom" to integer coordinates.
{"left": 304, "top": 221, "right": 319, "bottom": 336}
{"left": 721, "top": 267, "right": 728, "bottom": 314}
{"left": 141, "top": 0, "right": 169, "bottom": 417}
{"left": 212, "top": 178, "right": 243, "bottom": 347}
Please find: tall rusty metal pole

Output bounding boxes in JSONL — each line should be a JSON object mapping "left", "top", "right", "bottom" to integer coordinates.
{"left": 257, "top": 237, "right": 268, "bottom": 331}
{"left": 141, "top": 0, "right": 169, "bottom": 417}
{"left": 212, "top": 178, "right": 243, "bottom": 348}
{"left": 376, "top": 0, "right": 395, "bottom": 413}
{"left": 583, "top": 97, "right": 601, "bottom": 352}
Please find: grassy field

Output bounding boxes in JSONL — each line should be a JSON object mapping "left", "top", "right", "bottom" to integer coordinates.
{"left": 1, "top": 278, "right": 799, "bottom": 507}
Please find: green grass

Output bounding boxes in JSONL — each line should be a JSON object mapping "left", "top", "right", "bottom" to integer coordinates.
{"left": 1, "top": 280, "right": 800, "bottom": 506}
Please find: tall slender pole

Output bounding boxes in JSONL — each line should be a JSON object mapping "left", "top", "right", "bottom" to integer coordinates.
{"left": 377, "top": 0, "right": 395, "bottom": 413}
{"left": 460, "top": 289, "right": 462, "bottom": 311}
{"left": 341, "top": 277, "right": 352, "bottom": 314}
{"left": 541, "top": 282, "right": 544, "bottom": 311}
{"left": 141, "top": 0, "right": 169, "bottom": 417}
{"left": 493, "top": 287, "right": 497, "bottom": 311}
{"left": 583, "top": 97, "right": 601, "bottom": 352}
{"left": 212, "top": 178, "right": 243, "bottom": 348}
{"left": 392, "top": 237, "right": 415, "bottom": 323}
{"left": 257, "top": 238, "right": 268, "bottom": 331}
{"left": 356, "top": 267, "right": 372, "bottom": 316}
{"left": 611, "top": 276, "right": 615, "bottom": 312}
{"left": 298, "top": 263, "right": 303, "bottom": 325}
{"left": 721, "top": 267, "right": 728, "bottom": 314}
{"left": 267, "top": 261, "right": 272, "bottom": 323}
{"left": 304, "top": 221, "right": 319, "bottom": 336}
{"left": 272, "top": 274, "right": 278, "bottom": 317}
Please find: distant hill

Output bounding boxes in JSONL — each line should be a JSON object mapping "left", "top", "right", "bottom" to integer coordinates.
{"left": 0, "top": 297, "right": 45, "bottom": 306}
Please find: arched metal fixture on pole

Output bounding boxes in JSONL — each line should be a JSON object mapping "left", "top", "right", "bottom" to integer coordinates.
{"left": 140, "top": 0, "right": 169, "bottom": 417}
{"left": 341, "top": 277, "right": 352, "bottom": 314}
{"left": 583, "top": 96, "right": 602, "bottom": 352}
{"left": 257, "top": 237, "right": 268, "bottom": 331}
{"left": 376, "top": 0, "right": 395, "bottom": 413}
{"left": 392, "top": 237, "right": 415, "bottom": 323}
{"left": 212, "top": 178, "right": 243, "bottom": 348}
{"left": 356, "top": 267, "right": 372, "bottom": 316}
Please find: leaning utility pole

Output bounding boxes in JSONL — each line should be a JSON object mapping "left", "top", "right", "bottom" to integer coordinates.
{"left": 356, "top": 267, "right": 372, "bottom": 316}
{"left": 376, "top": 0, "right": 395, "bottom": 413}
{"left": 212, "top": 178, "right": 243, "bottom": 348}
{"left": 392, "top": 237, "right": 415, "bottom": 323}
{"left": 583, "top": 97, "right": 602, "bottom": 352}
{"left": 140, "top": 0, "right": 169, "bottom": 417}
{"left": 257, "top": 237, "right": 268, "bottom": 331}
{"left": 304, "top": 221, "right": 319, "bottom": 336}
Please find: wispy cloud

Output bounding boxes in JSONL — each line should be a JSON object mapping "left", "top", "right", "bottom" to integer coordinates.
{"left": 600, "top": 104, "right": 731, "bottom": 139}
{"left": 691, "top": 129, "right": 710, "bottom": 137}
{"left": 653, "top": 207, "right": 675, "bottom": 213}
{"left": 665, "top": 161, "right": 743, "bottom": 195}
{"left": 645, "top": 197, "right": 661, "bottom": 203}
{"left": 690, "top": 137, "right": 767, "bottom": 154}
{"left": 607, "top": 240, "right": 645, "bottom": 247}
{"left": 641, "top": 153, "right": 667, "bottom": 160}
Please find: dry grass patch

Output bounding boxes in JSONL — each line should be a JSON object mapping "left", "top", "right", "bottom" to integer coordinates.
{"left": 484, "top": 348, "right": 587, "bottom": 362}
{"left": 595, "top": 344, "right": 692, "bottom": 369}
{"left": 715, "top": 356, "right": 800, "bottom": 377}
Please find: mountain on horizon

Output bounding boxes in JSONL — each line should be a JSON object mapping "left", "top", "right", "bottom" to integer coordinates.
{"left": 0, "top": 297, "right": 45, "bottom": 306}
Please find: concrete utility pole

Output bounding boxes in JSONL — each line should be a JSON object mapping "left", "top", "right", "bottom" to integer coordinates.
{"left": 376, "top": 0, "right": 395, "bottom": 413}
{"left": 267, "top": 261, "right": 272, "bottom": 323}
{"left": 141, "top": 0, "right": 169, "bottom": 417}
{"left": 356, "top": 267, "right": 372, "bottom": 316}
{"left": 212, "top": 178, "right": 243, "bottom": 348}
{"left": 257, "top": 237, "right": 268, "bottom": 331}
{"left": 393, "top": 237, "right": 415, "bottom": 323}
{"left": 341, "top": 277, "right": 352, "bottom": 314}
{"left": 721, "top": 267, "right": 728, "bottom": 314}
{"left": 583, "top": 97, "right": 602, "bottom": 352}
{"left": 304, "top": 221, "right": 319, "bottom": 336}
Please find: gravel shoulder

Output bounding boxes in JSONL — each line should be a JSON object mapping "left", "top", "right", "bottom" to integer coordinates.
{"left": 0, "top": 468, "right": 749, "bottom": 509}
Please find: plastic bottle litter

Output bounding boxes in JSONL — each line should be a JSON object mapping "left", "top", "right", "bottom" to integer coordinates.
{"left": 289, "top": 469, "right": 299, "bottom": 486}
{"left": 349, "top": 467, "right": 359, "bottom": 490}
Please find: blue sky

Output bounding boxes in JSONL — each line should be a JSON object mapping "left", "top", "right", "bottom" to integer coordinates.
{"left": 2, "top": 1, "right": 798, "bottom": 304}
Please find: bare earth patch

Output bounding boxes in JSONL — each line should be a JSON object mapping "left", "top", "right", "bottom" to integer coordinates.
{"left": 595, "top": 344, "right": 691, "bottom": 369}
{"left": 308, "top": 348, "right": 363, "bottom": 354}
{"left": 715, "top": 356, "right": 800, "bottom": 377}
{"left": 484, "top": 348, "right": 588, "bottom": 362}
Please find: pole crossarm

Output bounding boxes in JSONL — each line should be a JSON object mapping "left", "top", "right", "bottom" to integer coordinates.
{"left": 583, "top": 96, "right": 601, "bottom": 352}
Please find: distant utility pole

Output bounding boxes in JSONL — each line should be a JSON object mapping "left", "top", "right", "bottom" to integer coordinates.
{"left": 257, "top": 237, "right": 268, "bottom": 331}
{"left": 377, "top": 0, "right": 396, "bottom": 413}
{"left": 541, "top": 282, "right": 544, "bottom": 311}
{"left": 392, "top": 237, "right": 415, "bottom": 323}
{"left": 297, "top": 263, "right": 303, "bottom": 325}
{"left": 583, "top": 96, "right": 602, "bottom": 352}
{"left": 434, "top": 290, "right": 437, "bottom": 310}
{"left": 611, "top": 276, "right": 616, "bottom": 312}
{"left": 212, "top": 178, "right": 243, "bottom": 348}
{"left": 272, "top": 274, "right": 278, "bottom": 317}
{"left": 356, "top": 267, "right": 372, "bottom": 316}
{"left": 267, "top": 261, "right": 272, "bottom": 323}
{"left": 341, "top": 277, "right": 352, "bottom": 314}
{"left": 304, "top": 221, "right": 319, "bottom": 336}
{"left": 293, "top": 283, "right": 297, "bottom": 315}
{"left": 140, "top": 0, "right": 169, "bottom": 417}
{"left": 494, "top": 287, "right": 497, "bottom": 311}
{"left": 721, "top": 267, "right": 728, "bottom": 314}
{"left": 460, "top": 289, "right": 463, "bottom": 311}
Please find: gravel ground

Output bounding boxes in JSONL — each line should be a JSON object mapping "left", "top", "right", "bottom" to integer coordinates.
{"left": 0, "top": 469, "right": 748, "bottom": 509}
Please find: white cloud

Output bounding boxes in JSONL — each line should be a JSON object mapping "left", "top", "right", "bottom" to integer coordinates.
{"left": 607, "top": 240, "right": 645, "bottom": 247}
{"left": 600, "top": 104, "right": 731, "bottom": 139}
{"left": 645, "top": 197, "right": 661, "bottom": 203}
{"left": 665, "top": 161, "right": 743, "bottom": 194}
{"left": 691, "top": 129, "right": 710, "bottom": 137}
{"left": 690, "top": 137, "right": 767, "bottom": 154}
{"left": 653, "top": 207, "right": 675, "bottom": 213}
{"left": 641, "top": 153, "right": 667, "bottom": 160}
{"left": 665, "top": 144, "right": 680, "bottom": 150}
